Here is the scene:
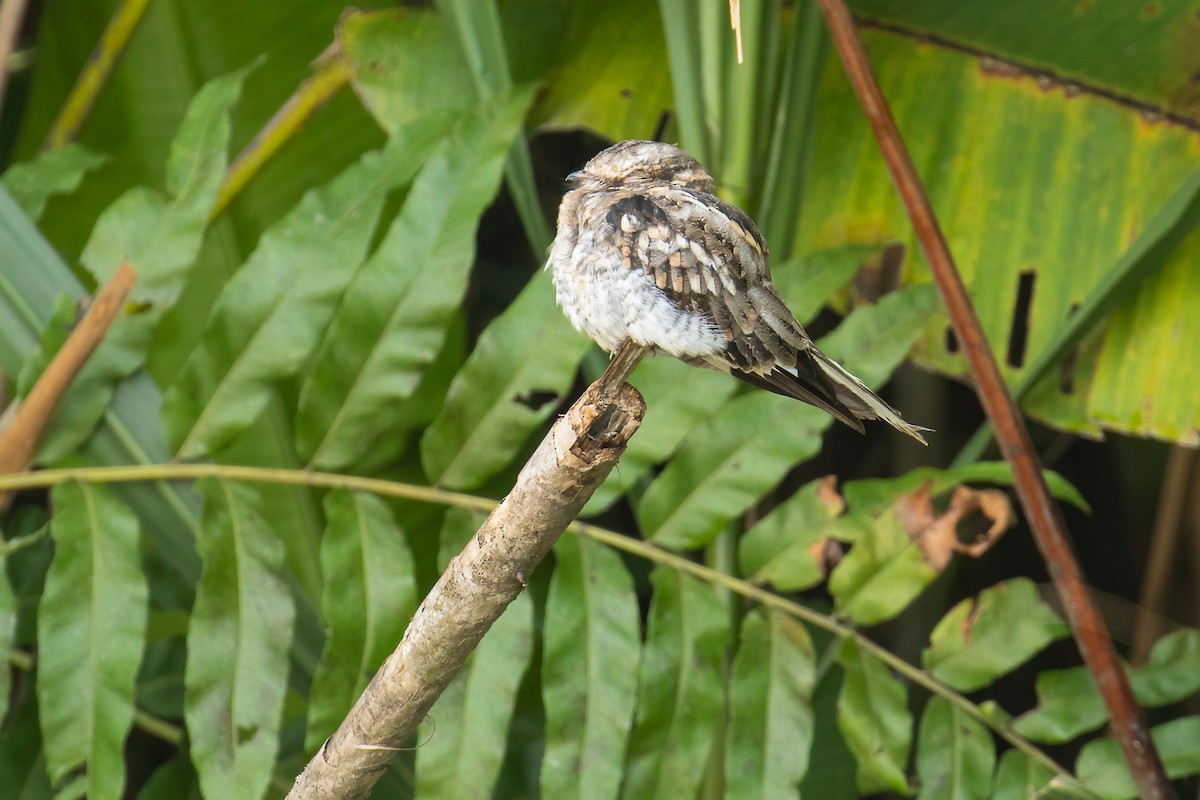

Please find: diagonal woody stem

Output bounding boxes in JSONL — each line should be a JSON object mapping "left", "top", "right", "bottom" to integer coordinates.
{"left": 285, "top": 355, "right": 647, "bottom": 799}
{"left": 813, "top": 1, "right": 1172, "bottom": 797}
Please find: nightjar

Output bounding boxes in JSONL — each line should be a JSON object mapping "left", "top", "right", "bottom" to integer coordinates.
{"left": 549, "top": 139, "right": 929, "bottom": 444}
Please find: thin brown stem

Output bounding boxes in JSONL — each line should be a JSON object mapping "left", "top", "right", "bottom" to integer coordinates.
{"left": 0, "top": 262, "right": 136, "bottom": 506}
{"left": 0, "top": 0, "right": 31, "bottom": 115}
{"left": 813, "top": 2, "right": 1171, "bottom": 796}
{"left": 1134, "top": 446, "right": 1195, "bottom": 662}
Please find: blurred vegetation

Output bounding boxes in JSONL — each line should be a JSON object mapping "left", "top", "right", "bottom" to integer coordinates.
{"left": 0, "top": 1, "right": 1198, "bottom": 798}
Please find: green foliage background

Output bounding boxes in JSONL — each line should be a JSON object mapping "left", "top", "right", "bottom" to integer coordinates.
{"left": 1, "top": 1, "right": 1199, "bottom": 798}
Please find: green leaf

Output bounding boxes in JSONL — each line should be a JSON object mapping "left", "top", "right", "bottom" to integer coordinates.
{"left": 800, "top": 661, "right": 860, "bottom": 800}
{"left": 0, "top": 186, "right": 64, "bottom": 369}
{"left": 304, "top": 490, "right": 417, "bottom": 754}
{"left": 137, "top": 751, "right": 199, "bottom": 800}
{"left": 0, "top": 693, "right": 52, "bottom": 799}
{"left": 717, "top": 0, "right": 783, "bottom": 212}
{"left": 436, "top": 0, "right": 552, "bottom": 251}
{"left": 655, "top": 0, "right": 709, "bottom": 161}
{"left": 1076, "top": 716, "right": 1200, "bottom": 800}
{"left": 0, "top": 186, "right": 204, "bottom": 590}
{"left": 621, "top": 567, "right": 730, "bottom": 800}
{"left": 1034, "top": 780, "right": 1102, "bottom": 800}
{"left": 724, "top": 609, "right": 816, "bottom": 798}
{"left": 184, "top": 479, "right": 294, "bottom": 800}
{"left": 217, "top": 408, "right": 326, "bottom": 623}
{"left": 758, "top": 3, "right": 828, "bottom": 253}
{"left": 421, "top": 270, "right": 592, "bottom": 489}
{"left": 991, "top": 750, "right": 1055, "bottom": 800}
{"left": 15, "top": 294, "right": 74, "bottom": 397}
{"left": 17, "top": 291, "right": 149, "bottom": 465}
{"left": 296, "top": 90, "right": 535, "bottom": 469}
{"left": 922, "top": 578, "right": 1070, "bottom": 692}
{"left": 836, "top": 638, "right": 912, "bottom": 795}
{"left": 18, "top": 67, "right": 251, "bottom": 463}
{"left": 915, "top": 697, "right": 996, "bottom": 800}
{"left": 82, "top": 62, "right": 255, "bottom": 291}
{"left": 585, "top": 245, "right": 870, "bottom": 516}
{"left": 1013, "top": 668, "right": 1111, "bottom": 746}
{"left": 1130, "top": 627, "right": 1200, "bottom": 706}
{"left": 828, "top": 503, "right": 938, "bottom": 626}
{"left": 415, "top": 510, "right": 533, "bottom": 798}
{"left": 955, "top": 167, "right": 1200, "bottom": 465}
{"left": 639, "top": 284, "right": 938, "bottom": 551}
{"left": 1014, "top": 628, "right": 1200, "bottom": 744}
{"left": 739, "top": 477, "right": 845, "bottom": 591}
{"left": 344, "top": 2, "right": 671, "bottom": 147}
{"left": 844, "top": 462, "right": 1089, "bottom": 514}
{"left": 0, "top": 144, "right": 109, "bottom": 221}
{"left": 638, "top": 389, "right": 827, "bottom": 550}
{"left": 0, "top": 549, "right": 15, "bottom": 726}
{"left": 815, "top": 286, "right": 940, "bottom": 382}
{"left": 15, "top": 0, "right": 391, "bottom": 267}
{"left": 846, "top": 0, "right": 1196, "bottom": 116}
{"left": 541, "top": 535, "right": 640, "bottom": 800}
{"left": 583, "top": 358, "right": 737, "bottom": 515}
{"left": 770, "top": 246, "right": 886, "bottom": 323}
{"left": 338, "top": 9, "right": 475, "bottom": 134}
{"left": 37, "top": 482, "right": 148, "bottom": 800}
{"left": 531, "top": 0, "right": 673, "bottom": 142}
{"left": 798, "top": 27, "right": 1200, "bottom": 443}
{"left": 163, "top": 116, "right": 450, "bottom": 459}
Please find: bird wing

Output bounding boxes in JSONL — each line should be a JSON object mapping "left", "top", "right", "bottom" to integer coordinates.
{"left": 605, "top": 186, "right": 873, "bottom": 432}
{"left": 606, "top": 188, "right": 784, "bottom": 364}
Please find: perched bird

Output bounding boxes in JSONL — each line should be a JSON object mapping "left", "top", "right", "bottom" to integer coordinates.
{"left": 549, "top": 139, "right": 929, "bottom": 444}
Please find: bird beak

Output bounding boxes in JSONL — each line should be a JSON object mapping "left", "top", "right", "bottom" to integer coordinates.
{"left": 566, "top": 170, "right": 584, "bottom": 186}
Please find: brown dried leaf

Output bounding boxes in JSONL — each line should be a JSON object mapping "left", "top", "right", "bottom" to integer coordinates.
{"left": 897, "top": 483, "right": 1015, "bottom": 571}
{"left": 804, "top": 476, "right": 846, "bottom": 579}
{"left": 815, "top": 474, "right": 846, "bottom": 515}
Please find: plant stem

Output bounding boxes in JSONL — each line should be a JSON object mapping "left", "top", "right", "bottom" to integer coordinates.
{"left": 8, "top": 648, "right": 184, "bottom": 745}
{"left": 210, "top": 49, "right": 350, "bottom": 222}
{"left": 812, "top": 1, "right": 1170, "bottom": 795}
{"left": 42, "top": 0, "right": 152, "bottom": 151}
{"left": 0, "top": 461, "right": 1076, "bottom": 784}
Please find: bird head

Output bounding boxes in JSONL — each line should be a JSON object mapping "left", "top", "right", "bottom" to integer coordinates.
{"left": 568, "top": 140, "right": 715, "bottom": 192}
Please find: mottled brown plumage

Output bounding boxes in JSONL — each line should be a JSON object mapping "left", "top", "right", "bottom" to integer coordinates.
{"left": 549, "top": 140, "right": 929, "bottom": 443}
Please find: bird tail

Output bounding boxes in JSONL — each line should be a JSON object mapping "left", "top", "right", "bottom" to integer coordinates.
{"left": 809, "top": 349, "right": 931, "bottom": 445}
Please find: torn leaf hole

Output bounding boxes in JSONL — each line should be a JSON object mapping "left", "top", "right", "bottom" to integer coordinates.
{"left": 945, "top": 326, "right": 959, "bottom": 354}
{"left": 1006, "top": 270, "right": 1036, "bottom": 368}
{"left": 955, "top": 505, "right": 996, "bottom": 547}
{"left": 879, "top": 242, "right": 904, "bottom": 295}
{"left": 851, "top": 243, "right": 904, "bottom": 304}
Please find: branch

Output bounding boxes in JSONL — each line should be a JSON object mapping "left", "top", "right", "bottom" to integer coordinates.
{"left": 814, "top": 2, "right": 1172, "bottom": 796}
{"left": 0, "top": 262, "right": 136, "bottom": 505}
{"left": 0, "top": 0, "right": 31, "bottom": 116}
{"left": 41, "top": 0, "right": 152, "bottom": 151}
{"left": 286, "top": 342, "right": 647, "bottom": 800}
{"left": 210, "top": 45, "right": 350, "bottom": 222}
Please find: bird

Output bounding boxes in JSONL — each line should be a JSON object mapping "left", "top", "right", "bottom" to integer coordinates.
{"left": 548, "top": 139, "right": 929, "bottom": 444}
